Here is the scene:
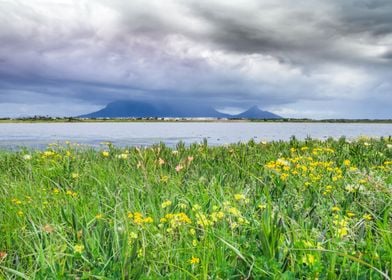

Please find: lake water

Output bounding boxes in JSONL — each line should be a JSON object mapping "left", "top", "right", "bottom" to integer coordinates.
{"left": 0, "top": 122, "right": 391, "bottom": 149}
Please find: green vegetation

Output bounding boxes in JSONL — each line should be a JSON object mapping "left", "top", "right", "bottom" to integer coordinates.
{"left": 0, "top": 138, "right": 391, "bottom": 279}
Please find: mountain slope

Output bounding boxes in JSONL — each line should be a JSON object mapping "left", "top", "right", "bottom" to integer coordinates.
{"left": 79, "top": 100, "right": 231, "bottom": 118}
{"left": 79, "top": 100, "right": 281, "bottom": 119}
{"left": 233, "top": 105, "right": 281, "bottom": 119}
{"left": 80, "top": 101, "right": 161, "bottom": 118}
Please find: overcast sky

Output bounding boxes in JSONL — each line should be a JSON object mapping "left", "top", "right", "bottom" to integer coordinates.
{"left": 0, "top": 0, "right": 391, "bottom": 118}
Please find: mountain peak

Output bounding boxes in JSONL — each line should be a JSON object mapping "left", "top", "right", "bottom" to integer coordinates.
{"left": 246, "top": 105, "right": 261, "bottom": 111}
{"left": 235, "top": 106, "right": 281, "bottom": 119}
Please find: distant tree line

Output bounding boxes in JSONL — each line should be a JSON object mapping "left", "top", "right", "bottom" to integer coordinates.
{"left": 0, "top": 116, "right": 391, "bottom": 123}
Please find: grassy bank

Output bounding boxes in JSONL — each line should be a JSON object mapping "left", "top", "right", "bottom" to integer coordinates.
{"left": 0, "top": 138, "right": 391, "bottom": 279}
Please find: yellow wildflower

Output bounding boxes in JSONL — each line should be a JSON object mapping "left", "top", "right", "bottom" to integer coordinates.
{"left": 323, "top": 185, "right": 333, "bottom": 195}
{"left": 196, "top": 213, "right": 213, "bottom": 227}
{"left": 337, "top": 227, "right": 348, "bottom": 238}
{"left": 11, "top": 198, "right": 22, "bottom": 205}
{"left": 95, "top": 214, "right": 104, "bottom": 220}
{"left": 238, "top": 217, "right": 248, "bottom": 224}
{"left": 137, "top": 249, "right": 143, "bottom": 258}
{"left": 116, "top": 153, "right": 128, "bottom": 159}
{"left": 346, "top": 211, "right": 356, "bottom": 218}
{"left": 280, "top": 173, "right": 289, "bottom": 181}
{"left": 363, "top": 214, "right": 372, "bottom": 221}
{"left": 42, "top": 151, "right": 56, "bottom": 158}
{"left": 258, "top": 203, "right": 267, "bottom": 210}
{"left": 302, "top": 254, "right": 315, "bottom": 266}
{"left": 66, "top": 190, "right": 77, "bottom": 197}
{"left": 130, "top": 212, "right": 153, "bottom": 225}
{"left": 133, "top": 212, "right": 144, "bottom": 224}
{"left": 178, "top": 203, "right": 188, "bottom": 209}
{"left": 189, "top": 256, "right": 200, "bottom": 264}
{"left": 192, "top": 204, "right": 201, "bottom": 211}
{"left": 223, "top": 201, "right": 231, "bottom": 208}
{"left": 160, "top": 175, "right": 169, "bottom": 183}
{"left": 331, "top": 206, "right": 340, "bottom": 212}
{"left": 143, "top": 217, "right": 153, "bottom": 223}
{"left": 102, "top": 151, "right": 109, "bottom": 157}
{"left": 162, "top": 213, "right": 191, "bottom": 228}
{"left": 74, "top": 244, "right": 84, "bottom": 254}
{"left": 161, "top": 200, "right": 172, "bottom": 209}
{"left": 345, "top": 184, "right": 357, "bottom": 193}
{"left": 230, "top": 222, "right": 238, "bottom": 229}
{"left": 234, "top": 193, "right": 246, "bottom": 201}
{"left": 228, "top": 207, "right": 241, "bottom": 217}
{"left": 349, "top": 166, "right": 358, "bottom": 172}
{"left": 210, "top": 211, "right": 225, "bottom": 222}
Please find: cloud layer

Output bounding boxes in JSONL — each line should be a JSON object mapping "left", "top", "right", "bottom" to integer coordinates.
{"left": 0, "top": 0, "right": 391, "bottom": 118}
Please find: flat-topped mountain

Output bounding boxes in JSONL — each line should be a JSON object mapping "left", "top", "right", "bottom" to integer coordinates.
{"left": 79, "top": 100, "right": 281, "bottom": 119}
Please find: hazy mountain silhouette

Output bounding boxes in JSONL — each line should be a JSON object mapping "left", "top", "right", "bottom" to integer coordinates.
{"left": 79, "top": 100, "right": 281, "bottom": 119}
{"left": 234, "top": 105, "right": 281, "bottom": 119}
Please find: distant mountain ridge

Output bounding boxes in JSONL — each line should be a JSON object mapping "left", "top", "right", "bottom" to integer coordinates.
{"left": 235, "top": 105, "right": 281, "bottom": 119}
{"left": 79, "top": 100, "right": 282, "bottom": 119}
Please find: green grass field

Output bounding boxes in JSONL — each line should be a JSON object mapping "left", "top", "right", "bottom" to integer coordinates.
{"left": 0, "top": 138, "right": 391, "bottom": 279}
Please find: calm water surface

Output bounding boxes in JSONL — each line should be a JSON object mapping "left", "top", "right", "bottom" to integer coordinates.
{"left": 0, "top": 122, "right": 391, "bottom": 149}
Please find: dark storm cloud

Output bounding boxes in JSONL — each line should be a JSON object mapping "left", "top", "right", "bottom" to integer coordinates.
{"left": 0, "top": 0, "right": 391, "bottom": 118}
{"left": 337, "top": 0, "right": 392, "bottom": 36}
{"left": 189, "top": 0, "right": 392, "bottom": 66}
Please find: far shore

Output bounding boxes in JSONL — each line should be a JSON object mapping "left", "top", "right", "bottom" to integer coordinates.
{"left": 1, "top": 117, "right": 392, "bottom": 124}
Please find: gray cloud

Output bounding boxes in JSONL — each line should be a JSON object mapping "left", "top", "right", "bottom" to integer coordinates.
{"left": 0, "top": 0, "right": 391, "bottom": 118}
{"left": 382, "top": 49, "right": 392, "bottom": 60}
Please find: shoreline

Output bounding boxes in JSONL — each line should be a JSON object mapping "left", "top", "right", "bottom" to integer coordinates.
{"left": 1, "top": 118, "right": 392, "bottom": 124}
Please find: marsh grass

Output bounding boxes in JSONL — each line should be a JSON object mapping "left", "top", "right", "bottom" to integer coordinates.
{"left": 0, "top": 137, "right": 391, "bottom": 279}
